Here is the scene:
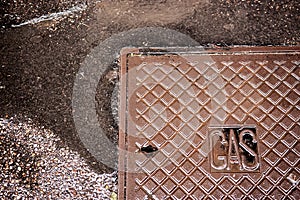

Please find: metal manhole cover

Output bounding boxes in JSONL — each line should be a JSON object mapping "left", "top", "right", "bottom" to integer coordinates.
{"left": 118, "top": 46, "right": 300, "bottom": 199}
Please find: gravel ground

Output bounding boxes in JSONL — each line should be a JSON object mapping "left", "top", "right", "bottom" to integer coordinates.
{"left": 0, "top": 116, "right": 117, "bottom": 199}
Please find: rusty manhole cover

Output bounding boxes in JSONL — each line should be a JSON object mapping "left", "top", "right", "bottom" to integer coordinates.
{"left": 118, "top": 46, "right": 300, "bottom": 199}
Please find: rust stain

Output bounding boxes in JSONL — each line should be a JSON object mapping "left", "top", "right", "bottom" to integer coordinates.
{"left": 94, "top": 0, "right": 208, "bottom": 26}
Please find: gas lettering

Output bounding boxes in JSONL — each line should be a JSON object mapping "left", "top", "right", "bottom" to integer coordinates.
{"left": 209, "top": 126, "right": 260, "bottom": 173}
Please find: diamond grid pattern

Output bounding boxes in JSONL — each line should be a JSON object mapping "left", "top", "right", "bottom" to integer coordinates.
{"left": 121, "top": 49, "right": 300, "bottom": 199}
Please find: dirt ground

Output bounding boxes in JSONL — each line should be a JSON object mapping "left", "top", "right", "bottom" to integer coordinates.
{"left": 1, "top": 0, "right": 299, "bottom": 173}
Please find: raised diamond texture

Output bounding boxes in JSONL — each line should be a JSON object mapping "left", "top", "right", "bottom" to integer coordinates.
{"left": 119, "top": 47, "right": 300, "bottom": 199}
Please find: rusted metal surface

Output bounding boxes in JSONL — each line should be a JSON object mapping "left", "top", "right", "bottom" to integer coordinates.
{"left": 119, "top": 46, "right": 300, "bottom": 199}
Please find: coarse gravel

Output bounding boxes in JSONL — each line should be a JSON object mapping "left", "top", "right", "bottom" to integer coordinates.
{"left": 0, "top": 116, "right": 117, "bottom": 199}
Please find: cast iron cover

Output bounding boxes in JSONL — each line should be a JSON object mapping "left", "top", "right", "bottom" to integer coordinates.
{"left": 118, "top": 46, "right": 300, "bottom": 199}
